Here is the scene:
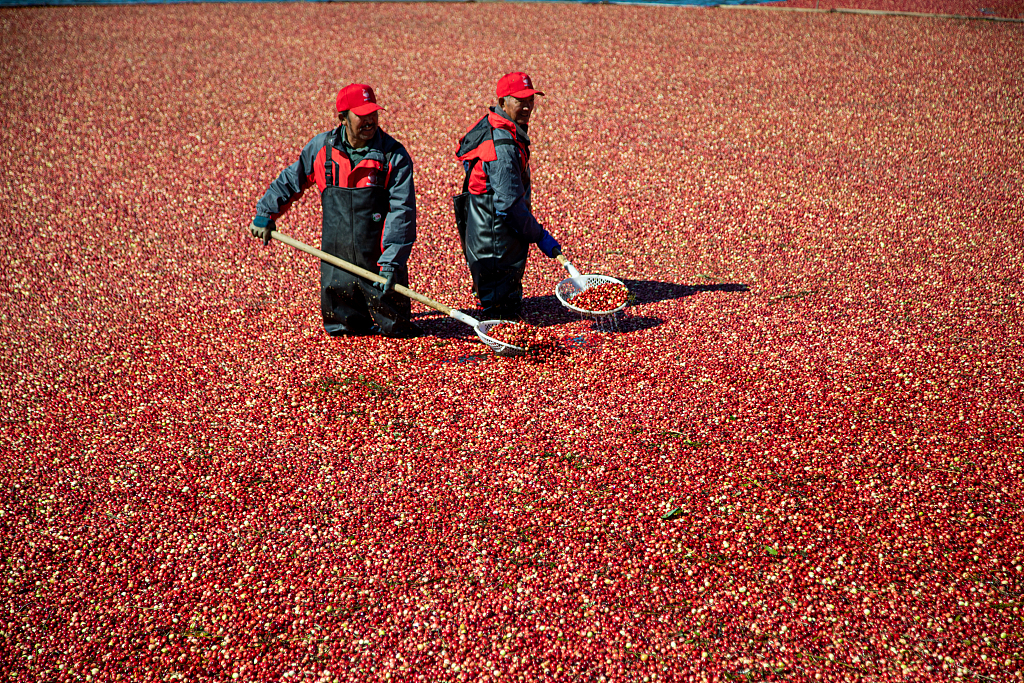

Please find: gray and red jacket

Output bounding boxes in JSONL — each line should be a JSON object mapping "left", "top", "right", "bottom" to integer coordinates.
{"left": 255, "top": 127, "right": 415, "bottom": 271}
{"left": 457, "top": 107, "right": 547, "bottom": 246}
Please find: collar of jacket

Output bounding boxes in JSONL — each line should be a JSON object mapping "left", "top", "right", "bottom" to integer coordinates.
{"left": 489, "top": 106, "right": 530, "bottom": 146}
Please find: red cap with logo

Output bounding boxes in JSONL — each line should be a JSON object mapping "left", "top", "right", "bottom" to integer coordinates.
{"left": 496, "top": 72, "right": 545, "bottom": 99}
{"left": 336, "top": 84, "right": 384, "bottom": 116}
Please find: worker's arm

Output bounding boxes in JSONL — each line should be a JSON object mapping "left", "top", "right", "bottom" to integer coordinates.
{"left": 378, "top": 144, "right": 417, "bottom": 272}
{"left": 489, "top": 135, "right": 560, "bottom": 257}
{"left": 252, "top": 132, "right": 328, "bottom": 227}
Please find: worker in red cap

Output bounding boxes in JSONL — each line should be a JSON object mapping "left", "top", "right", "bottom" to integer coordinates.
{"left": 454, "top": 72, "right": 562, "bottom": 321}
{"left": 250, "top": 84, "right": 419, "bottom": 337}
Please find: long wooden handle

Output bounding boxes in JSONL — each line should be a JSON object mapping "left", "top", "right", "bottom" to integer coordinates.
{"left": 556, "top": 254, "right": 569, "bottom": 267}
{"left": 268, "top": 229, "right": 457, "bottom": 317}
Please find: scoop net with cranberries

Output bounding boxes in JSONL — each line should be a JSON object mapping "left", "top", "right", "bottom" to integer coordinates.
{"left": 555, "top": 273, "right": 630, "bottom": 318}
{"left": 475, "top": 321, "right": 539, "bottom": 356}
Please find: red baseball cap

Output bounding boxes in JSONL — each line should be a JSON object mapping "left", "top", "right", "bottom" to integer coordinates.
{"left": 496, "top": 72, "right": 545, "bottom": 99}
{"left": 336, "top": 83, "right": 384, "bottom": 116}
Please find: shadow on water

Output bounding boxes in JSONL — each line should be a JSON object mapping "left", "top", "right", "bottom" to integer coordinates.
{"left": 617, "top": 315, "right": 664, "bottom": 333}
{"left": 622, "top": 279, "right": 749, "bottom": 306}
{"left": 413, "top": 279, "right": 749, "bottom": 339}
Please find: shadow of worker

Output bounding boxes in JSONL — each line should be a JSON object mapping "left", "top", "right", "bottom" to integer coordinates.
{"left": 621, "top": 280, "right": 749, "bottom": 306}
{"left": 611, "top": 279, "right": 749, "bottom": 332}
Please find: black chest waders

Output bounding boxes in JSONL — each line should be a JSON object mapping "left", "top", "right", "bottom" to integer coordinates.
{"left": 454, "top": 114, "right": 532, "bottom": 320}
{"left": 319, "top": 132, "right": 415, "bottom": 336}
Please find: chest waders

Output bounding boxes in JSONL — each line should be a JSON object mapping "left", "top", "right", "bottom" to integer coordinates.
{"left": 454, "top": 112, "right": 531, "bottom": 320}
{"left": 319, "top": 132, "right": 414, "bottom": 337}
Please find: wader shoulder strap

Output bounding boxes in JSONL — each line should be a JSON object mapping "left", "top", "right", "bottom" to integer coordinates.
{"left": 382, "top": 149, "right": 393, "bottom": 188}
{"left": 324, "top": 130, "right": 337, "bottom": 188}
{"left": 461, "top": 158, "right": 478, "bottom": 194}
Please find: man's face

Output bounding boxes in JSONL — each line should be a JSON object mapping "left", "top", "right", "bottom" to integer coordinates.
{"left": 500, "top": 94, "right": 535, "bottom": 127}
{"left": 343, "top": 110, "right": 379, "bottom": 147}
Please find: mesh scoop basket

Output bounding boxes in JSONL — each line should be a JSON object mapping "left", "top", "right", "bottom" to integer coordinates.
{"left": 556, "top": 274, "right": 628, "bottom": 325}
{"left": 474, "top": 320, "right": 527, "bottom": 356}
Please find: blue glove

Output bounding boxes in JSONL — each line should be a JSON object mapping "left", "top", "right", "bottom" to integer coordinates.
{"left": 250, "top": 215, "right": 276, "bottom": 246}
{"left": 538, "top": 231, "right": 561, "bottom": 258}
{"left": 375, "top": 269, "right": 397, "bottom": 294}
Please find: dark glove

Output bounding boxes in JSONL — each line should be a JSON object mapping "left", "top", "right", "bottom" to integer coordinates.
{"left": 375, "top": 269, "right": 397, "bottom": 294}
{"left": 250, "top": 216, "right": 276, "bottom": 246}
{"left": 538, "top": 231, "right": 561, "bottom": 258}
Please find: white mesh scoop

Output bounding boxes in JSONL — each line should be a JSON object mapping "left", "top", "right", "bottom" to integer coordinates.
{"left": 554, "top": 256, "right": 628, "bottom": 322}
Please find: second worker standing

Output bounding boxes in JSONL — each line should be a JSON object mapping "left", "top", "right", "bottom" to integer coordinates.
{"left": 455, "top": 72, "right": 563, "bottom": 321}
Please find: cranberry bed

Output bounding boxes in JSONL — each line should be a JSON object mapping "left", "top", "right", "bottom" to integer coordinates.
{"left": 2, "top": 4, "right": 1022, "bottom": 682}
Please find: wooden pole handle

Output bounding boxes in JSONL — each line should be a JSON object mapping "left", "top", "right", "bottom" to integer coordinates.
{"left": 267, "top": 229, "right": 456, "bottom": 317}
